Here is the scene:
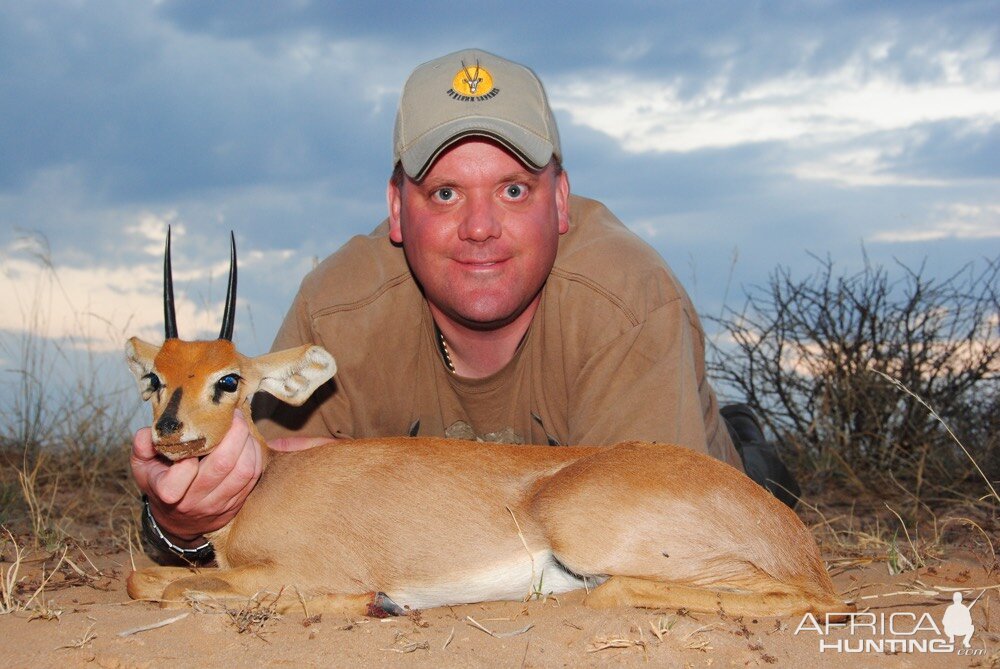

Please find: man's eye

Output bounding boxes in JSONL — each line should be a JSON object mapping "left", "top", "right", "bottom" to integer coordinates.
{"left": 434, "top": 188, "right": 454, "bottom": 202}
{"left": 504, "top": 184, "right": 526, "bottom": 200}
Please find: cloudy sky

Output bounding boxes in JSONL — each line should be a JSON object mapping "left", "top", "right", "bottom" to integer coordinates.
{"left": 1, "top": 1, "right": 997, "bottom": 400}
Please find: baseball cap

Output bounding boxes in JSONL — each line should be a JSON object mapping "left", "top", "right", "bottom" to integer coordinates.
{"left": 393, "top": 48, "right": 561, "bottom": 180}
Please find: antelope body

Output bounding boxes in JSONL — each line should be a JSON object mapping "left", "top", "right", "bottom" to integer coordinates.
{"left": 126, "top": 233, "right": 849, "bottom": 618}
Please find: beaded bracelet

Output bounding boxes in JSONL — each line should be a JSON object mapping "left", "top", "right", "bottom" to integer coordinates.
{"left": 141, "top": 495, "right": 214, "bottom": 563}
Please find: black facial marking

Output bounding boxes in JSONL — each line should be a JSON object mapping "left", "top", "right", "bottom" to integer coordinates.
{"left": 155, "top": 387, "right": 184, "bottom": 436}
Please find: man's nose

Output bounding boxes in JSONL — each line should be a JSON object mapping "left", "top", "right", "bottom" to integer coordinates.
{"left": 458, "top": 196, "right": 502, "bottom": 242}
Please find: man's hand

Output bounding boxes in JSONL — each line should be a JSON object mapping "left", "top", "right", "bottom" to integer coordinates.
{"left": 269, "top": 435, "right": 336, "bottom": 452}
{"left": 131, "top": 410, "right": 264, "bottom": 545}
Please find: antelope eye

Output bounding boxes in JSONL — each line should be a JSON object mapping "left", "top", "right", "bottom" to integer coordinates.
{"left": 143, "top": 373, "right": 162, "bottom": 392}
{"left": 216, "top": 374, "right": 240, "bottom": 393}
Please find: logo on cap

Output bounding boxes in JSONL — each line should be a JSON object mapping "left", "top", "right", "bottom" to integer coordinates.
{"left": 447, "top": 61, "right": 500, "bottom": 101}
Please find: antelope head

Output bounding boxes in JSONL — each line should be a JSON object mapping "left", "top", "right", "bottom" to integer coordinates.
{"left": 126, "top": 229, "right": 336, "bottom": 461}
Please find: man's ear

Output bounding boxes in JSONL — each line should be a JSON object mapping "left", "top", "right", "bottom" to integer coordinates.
{"left": 556, "top": 169, "right": 570, "bottom": 235}
{"left": 125, "top": 337, "right": 162, "bottom": 400}
{"left": 251, "top": 345, "right": 337, "bottom": 406}
{"left": 387, "top": 179, "right": 403, "bottom": 244}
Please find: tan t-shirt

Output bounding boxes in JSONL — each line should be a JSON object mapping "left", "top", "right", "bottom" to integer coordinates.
{"left": 257, "top": 195, "right": 742, "bottom": 470}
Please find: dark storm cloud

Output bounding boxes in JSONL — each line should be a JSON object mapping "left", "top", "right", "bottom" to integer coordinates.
{"left": 0, "top": 1, "right": 393, "bottom": 205}
{"left": 0, "top": 0, "right": 995, "bottom": 358}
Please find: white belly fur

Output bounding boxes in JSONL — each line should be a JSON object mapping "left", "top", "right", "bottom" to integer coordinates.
{"left": 386, "top": 550, "right": 607, "bottom": 610}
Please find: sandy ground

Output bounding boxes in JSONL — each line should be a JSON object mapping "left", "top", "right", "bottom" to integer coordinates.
{"left": 1, "top": 533, "right": 997, "bottom": 669}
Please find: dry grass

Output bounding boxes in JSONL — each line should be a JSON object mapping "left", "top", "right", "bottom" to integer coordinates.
{"left": 870, "top": 366, "right": 999, "bottom": 506}
{"left": 649, "top": 614, "right": 677, "bottom": 641}
{"left": 0, "top": 529, "right": 25, "bottom": 614}
{"left": 586, "top": 618, "right": 720, "bottom": 656}
{"left": 784, "top": 368, "right": 1000, "bottom": 593}
{"left": 225, "top": 592, "right": 283, "bottom": 638}
{"left": 805, "top": 491, "right": 997, "bottom": 568}
{"left": 0, "top": 236, "right": 138, "bottom": 626}
{"left": 1, "top": 233, "right": 137, "bottom": 541}
{"left": 56, "top": 622, "right": 98, "bottom": 650}
{"left": 588, "top": 622, "right": 649, "bottom": 655}
{"left": 465, "top": 615, "right": 534, "bottom": 639}
{"left": 184, "top": 589, "right": 286, "bottom": 639}
{"left": 15, "top": 454, "right": 67, "bottom": 550}
{"left": 381, "top": 631, "right": 430, "bottom": 654}
{"left": 0, "top": 528, "right": 68, "bottom": 618}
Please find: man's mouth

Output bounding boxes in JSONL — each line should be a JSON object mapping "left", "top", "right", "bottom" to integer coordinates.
{"left": 454, "top": 257, "right": 509, "bottom": 268}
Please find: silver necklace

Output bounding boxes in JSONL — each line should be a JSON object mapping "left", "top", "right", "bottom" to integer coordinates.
{"left": 438, "top": 330, "right": 456, "bottom": 374}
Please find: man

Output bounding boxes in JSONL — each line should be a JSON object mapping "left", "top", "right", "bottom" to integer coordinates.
{"left": 132, "top": 48, "right": 796, "bottom": 565}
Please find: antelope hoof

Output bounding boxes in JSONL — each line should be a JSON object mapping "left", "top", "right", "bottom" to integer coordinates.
{"left": 369, "top": 592, "right": 405, "bottom": 617}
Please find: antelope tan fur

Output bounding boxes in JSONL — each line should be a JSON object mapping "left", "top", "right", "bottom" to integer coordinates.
{"left": 125, "top": 232, "right": 850, "bottom": 619}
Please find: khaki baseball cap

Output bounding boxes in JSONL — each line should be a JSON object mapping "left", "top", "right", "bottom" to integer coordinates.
{"left": 393, "top": 48, "right": 561, "bottom": 180}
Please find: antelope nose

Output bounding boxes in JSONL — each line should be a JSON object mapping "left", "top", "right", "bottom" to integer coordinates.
{"left": 156, "top": 388, "right": 184, "bottom": 437}
{"left": 155, "top": 414, "right": 183, "bottom": 436}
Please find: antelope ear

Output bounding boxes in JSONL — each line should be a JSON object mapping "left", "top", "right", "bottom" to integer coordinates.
{"left": 125, "top": 337, "right": 162, "bottom": 400}
{"left": 252, "top": 345, "right": 336, "bottom": 406}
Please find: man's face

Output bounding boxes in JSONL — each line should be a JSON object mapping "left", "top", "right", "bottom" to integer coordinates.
{"left": 387, "top": 138, "right": 570, "bottom": 331}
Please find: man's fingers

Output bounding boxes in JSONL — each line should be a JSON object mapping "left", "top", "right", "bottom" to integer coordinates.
{"left": 213, "top": 447, "right": 262, "bottom": 516}
{"left": 131, "top": 427, "right": 170, "bottom": 495}
{"left": 181, "top": 410, "right": 253, "bottom": 501}
{"left": 132, "top": 427, "right": 156, "bottom": 460}
{"left": 149, "top": 457, "right": 199, "bottom": 505}
{"left": 184, "top": 412, "right": 262, "bottom": 516}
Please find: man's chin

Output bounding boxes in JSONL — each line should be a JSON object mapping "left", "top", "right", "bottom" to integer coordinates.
{"left": 437, "top": 296, "right": 541, "bottom": 332}
{"left": 451, "top": 312, "right": 521, "bottom": 331}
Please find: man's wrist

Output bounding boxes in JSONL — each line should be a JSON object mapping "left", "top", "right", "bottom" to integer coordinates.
{"left": 140, "top": 495, "right": 215, "bottom": 565}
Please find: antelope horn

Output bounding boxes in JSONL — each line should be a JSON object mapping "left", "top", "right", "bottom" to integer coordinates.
{"left": 164, "top": 226, "right": 178, "bottom": 340}
{"left": 219, "top": 231, "right": 237, "bottom": 341}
